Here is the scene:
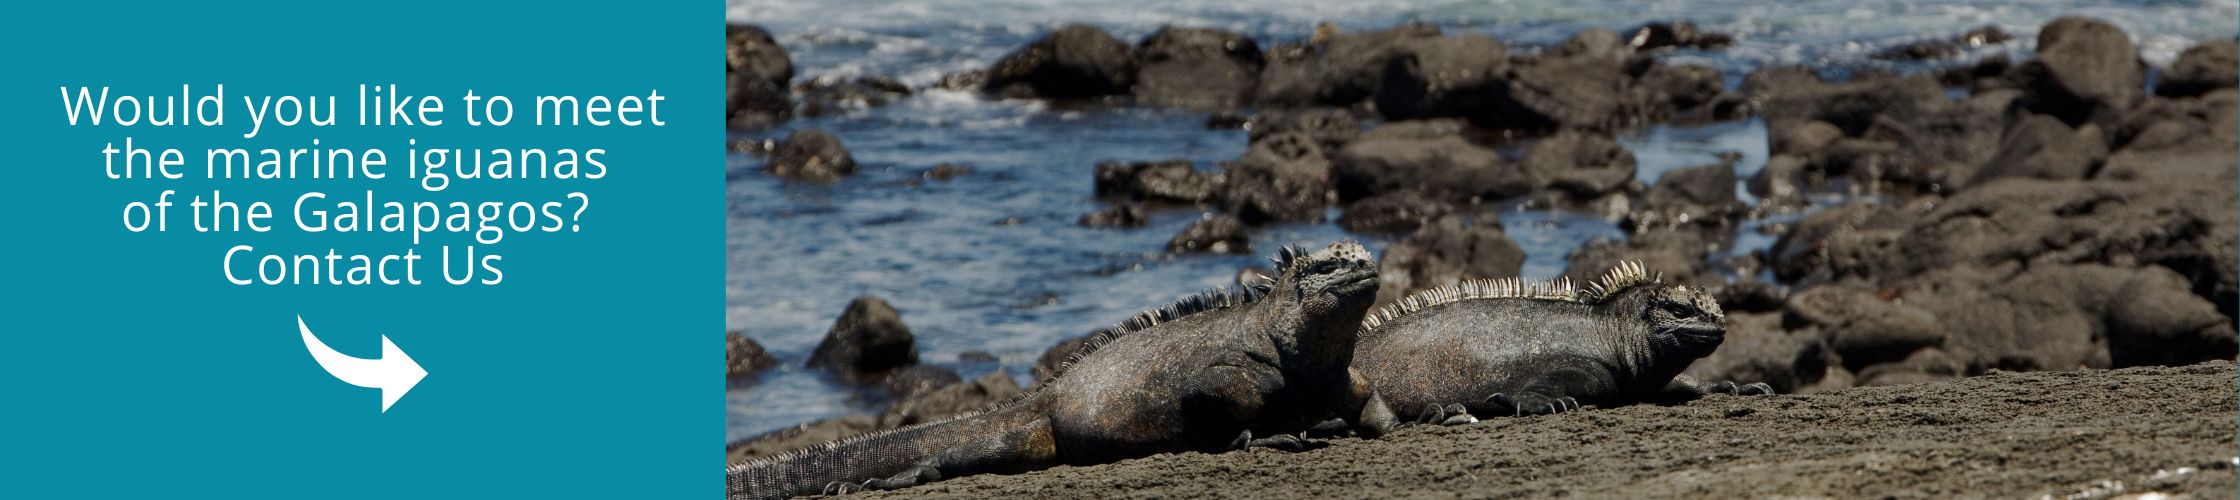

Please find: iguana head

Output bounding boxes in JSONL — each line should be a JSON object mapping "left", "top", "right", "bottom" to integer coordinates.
{"left": 1629, "top": 283, "right": 1727, "bottom": 359}
{"left": 1267, "top": 240, "right": 1379, "bottom": 368}
{"left": 1274, "top": 240, "right": 1379, "bottom": 314}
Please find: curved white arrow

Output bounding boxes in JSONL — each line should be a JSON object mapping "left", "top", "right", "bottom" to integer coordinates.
{"left": 298, "top": 316, "right": 427, "bottom": 412}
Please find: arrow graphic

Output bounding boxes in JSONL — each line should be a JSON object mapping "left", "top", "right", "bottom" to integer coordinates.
{"left": 298, "top": 316, "right": 427, "bottom": 412}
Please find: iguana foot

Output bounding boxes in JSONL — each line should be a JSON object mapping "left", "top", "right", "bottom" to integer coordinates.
{"left": 1707, "top": 381, "right": 1776, "bottom": 396}
{"left": 1231, "top": 430, "right": 1308, "bottom": 451}
{"left": 1413, "top": 403, "right": 1478, "bottom": 425}
{"left": 1484, "top": 392, "right": 1579, "bottom": 416}
{"left": 825, "top": 465, "right": 938, "bottom": 495}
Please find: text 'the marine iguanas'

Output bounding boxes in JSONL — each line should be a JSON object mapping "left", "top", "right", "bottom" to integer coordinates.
{"left": 726, "top": 241, "right": 1400, "bottom": 499}
{"left": 1353, "top": 261, "right": 1771, "bottom": 425}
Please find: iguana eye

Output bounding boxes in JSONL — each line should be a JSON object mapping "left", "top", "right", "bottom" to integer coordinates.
{"left": 1662, "top": 303, "right": 1697, "bottom": 319}
{"left": 1311, "top": 261, "right": 1341, "bottom": 275}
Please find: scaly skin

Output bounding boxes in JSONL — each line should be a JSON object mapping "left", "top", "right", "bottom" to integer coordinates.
{"left": 725, "top": 241, "right": 1397, "bottom": 499}
{"left": 1352, "top": 262, "right": 1771, "bottom": 425}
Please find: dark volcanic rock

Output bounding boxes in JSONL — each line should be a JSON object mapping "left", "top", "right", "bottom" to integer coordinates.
{"left": 1747, "top": 69, "right": 1946, "bottom": 136}
{"left": 1627, "top": 160, "right": 1743, "bottom": 233}
{"left": 1373, "top": 34, "right": 1508, "bottom": 121}
{"left": 1094, "top": 159, "right": 1224, "bottom": 204}
{"left": 1255, "top": 24, "right": 1443, "bottom": 108}
{"left": 1078, "top": 203, "right": 1148, "bottom": 228}
{"left": 1167, "top": 214, "right": 1251, "bottom": 254}
{"left": 2008, "top": 16, "right": 2145, "bottom": 125}
{"left": 1247, "top": 108, "right": 1363, "bottom": 142}
{"left": 1784, "top": 284, "right": 1947, "bottom": 370}
{"left": 1332, "top": 120, "right": 1524, "bottom": 202}
{"left": 1683, "top": 311, "right": 1827, "bottom": 394}
{"left": 726, "top": 24, "right": 795, "bottom": 129}
{"left": 796, "top": 75, "right": 912, "bottom": 117}
{"left": 1626, "top": 20, "right": 1735, "bottom": 51}
{"left": 1965, "top": 114, "right": 2108, "bottom": 187}
{"left": 875, "top": 372, "right": 1022, "bottom": 428}
{"left": 1487, "top": 45, "right": 1649, "bottom": 132}
{"left": 764, "top": 129, "right": 858, "bottom": 182}
{"left": 1222, "top": 132, "right": 1333, "bottom": 224}
{"left": 1032, "top": 333, "right": 1095, "bottom": 384}
{"left": 725, "top": 331, "right": 778, "bottom": 382}
{"left": 2157, "top": 40, "right": 2239, "bottom": 98}
{"left": 1520, "top": 130, "right": 1638, "bottom": 198}
{"left": 984, "top": 24, "right": 1138, "bottom": 100}
{"left": 1247, "top": 108, "right": 1363, "bottom": 152}
{"left": 1338, "top": 190, "right": 1454, "bottom": 235}
{"left": 1376, "top": 214, "right": 1525, "bottom": 305}
{"left": 1133, "top": 26, "right": 1265, "bottom": 109}
{"left": 1563, "top": 231, "right": 1714, "bottom": 287}
{"left": 1872, "top": 25, "right": 2013, "bottom": 60}
{"left": 923, "top": 163, "right": 971, "bottom": 182}
{"left": 1767, "top": 200, "right": 1919, "bottom": 287}
{"left": 806, "top": 296, "right": 921, "bottom": 383}
{"left": 1638, "top": 63, "right": 1724, "bottom": 111}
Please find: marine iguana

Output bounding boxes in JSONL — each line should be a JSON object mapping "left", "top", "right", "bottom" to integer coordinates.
{"left": 1352, "top": 261, "right": 1771, "bottom": 425}
{"left": 726, "top": 241, "right": 1398, "bottom": 499}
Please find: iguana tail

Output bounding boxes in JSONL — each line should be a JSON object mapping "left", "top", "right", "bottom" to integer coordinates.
{"left": 725, "top": 400, "right": 1052, "bottom": 499}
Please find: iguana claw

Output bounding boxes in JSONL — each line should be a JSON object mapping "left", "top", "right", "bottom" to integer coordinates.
{"left": 1485, "top": 392, "right": 1579, "bottom": 416}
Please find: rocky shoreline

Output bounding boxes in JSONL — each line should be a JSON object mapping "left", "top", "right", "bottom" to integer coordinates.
{"left": 725, "top": 13, "right": 2238, "bottom": 496}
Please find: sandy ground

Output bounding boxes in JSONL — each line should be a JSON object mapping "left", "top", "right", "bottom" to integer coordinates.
{"left": 854, "top": 361, "right": 2238, "bottom": 499}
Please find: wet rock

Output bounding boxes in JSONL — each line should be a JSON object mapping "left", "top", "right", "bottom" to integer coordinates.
{"left": 1375, "top": 214, "right": 1525, "bottom": 305}
{"left": 2105, "top": 265, "right": 2240, "bottom": 367}
{"left": 1872, "top": 25, "right": 2013, "bottom": 60}
{"left": 1767, "top": 200, "right": 1917, "bottom": 286}
{"left": 1748, "top": 69, "right": 1946, "bottom": 137}
{"left": 1747, "top": 154, "right": 1808, "bottom": 200}
{"left": 876, "top": 372, "right": 1022, "bottom": 428}
{"left": 1331, "top": 120, "right": 1523, "bottom": 202}
{"left": 1563, "top": 231, "right": 1714, "bottom": 286}
{"left": 880, "top": 364, "right": 965, "bottom": 398}
{"left": 1626, "top": 160, "right": 1743, "bottom": 233}
{"left": 1205, "top": 111, "right": 1250, "bottom": 129}
{"left": 2008, "top": 16, "right": 2145, "bottom": 125}
{"left": 1338, "top": 190, "right": 1454, "bottom": 235}
{"left": 1716, "top": 279, "right": 1788, "bottom": 313}
{"left": 1638, "top": 63, "right": 1724, "bottom": 111}
{"left": 1487, "top": 44, "right": 1649, "bottom": 131}
{"left": 1374, "top": 34, "right": 1508, "bottom": 121}
{"left": 1093, "top": 159, "right": 1224, "bottom": 204}
{"left": 957, "top": 350, "right": 999, "bottom": 363}
{"left": 806, "top": 296, "right": 921, "bottom": 383}
{"left": 1520, "top": 130, "right": 1638, "bottom": 198}
{"left": 1964, "top": 114, "right": 2108, "bottom": 187}
{"left": 1032, "top": 333, "right": 1095, "bottom": 383}
{"left": 1221, "top": 132, "right": 1333, "bottom": 224}
{"left": 725, "top": 331, "right": 778, "bottom": 382}
{"left": 2156, "top": 40, "right": 2239, "bottom": 98}
{"left": 1772, "top": 121, "right": 1844, "bottom": 156}
{"left": 1682, "top": 311, "right": 1826, "bottom": 393}
{"left": 938, "top": 70, "right": 989, "bottom": 91}
{"left": 726, "top": 24, "right": 794, "bottom": 129}
{"left": 1245, "top": 108, "right": 1362, "bottom": 151}
{"left": 1078, "top": 203, "right": 1148, "bottom": 228}
{"left": 923, "top": 162, "right": 971, "bottom": 182}
{"left": 1167, "top": 214, "right": 1251, "bottom": 254}
{"left": 1784, "top": 285, "right": 1946, "bottom": 370}
{"left": 1626, "top": 20, "right": 1735, "bottom": 51}
{"left": 796, "top": 75, "right": 911, "bottom": 117}
{"left": 1133, "top": 26, "right": 1264, "bottom": 109}
{"left": 984, "top": 24, "right": 1138, "bottom": 100}
{"left": 764, "top": 129, "right": 857, "bottom": 182}
{"left": 1255, "top": 24, "right": 1443, "bottom": 108}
